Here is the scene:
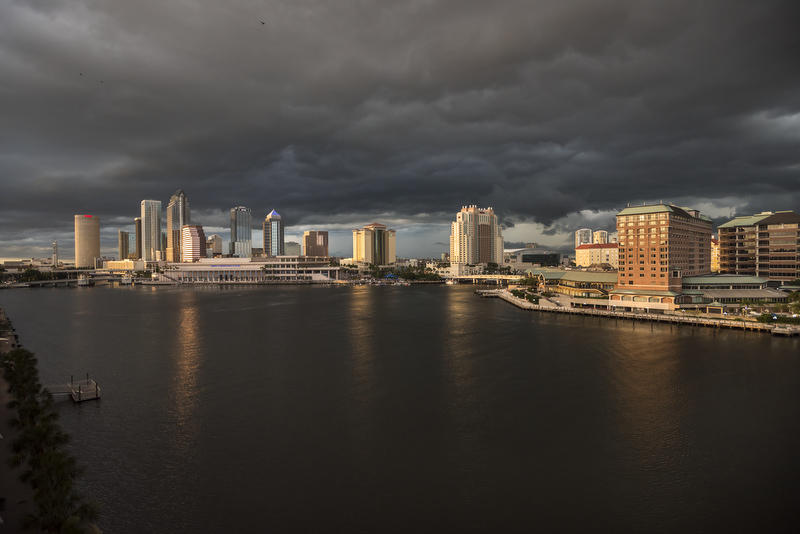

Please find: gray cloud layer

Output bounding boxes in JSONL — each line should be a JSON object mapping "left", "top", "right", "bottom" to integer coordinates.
{"left": 1, "top": 0, "right": 799, "bottom": 258}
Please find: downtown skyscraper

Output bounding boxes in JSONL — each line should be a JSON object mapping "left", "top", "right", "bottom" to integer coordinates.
{"left": 74, "top": 214, "right": 100, "bottom": 268}
{"left": 166, "top": 190, "right": 190, "bottom": 262}
{"left": 262, "top": 210, "right": 284, "bottom": 257}
{"left": 141, "top": 200, "right": 162, "bottom": 261}
{"left": 229, "top": 206, "right": 252, "bottom": 257}
{"left": 449, "top": 206, "right": 504, "bottom": 265}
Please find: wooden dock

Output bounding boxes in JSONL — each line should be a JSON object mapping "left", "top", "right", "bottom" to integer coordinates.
{"left": 477, "top": 289, "right": 800, "bottom": 337}
{"left": 46, "top": 377, "right": 101, "bottom": 403}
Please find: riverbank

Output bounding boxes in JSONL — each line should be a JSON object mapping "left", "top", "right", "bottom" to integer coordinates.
{"left": 478, "top": 289, "right": 800, "bottom": 336}
{"left": 0, "top": 309, "right": 38, "bottom": 532}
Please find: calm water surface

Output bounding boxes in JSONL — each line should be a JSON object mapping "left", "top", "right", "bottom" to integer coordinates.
{"left": 1, "top": 285, "right": 799, "bottom": 532}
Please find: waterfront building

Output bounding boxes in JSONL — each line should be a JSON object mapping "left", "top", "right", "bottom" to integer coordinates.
{"left": 302, "top": 230, "right": 329, "bottom": 257}
{"left": 134, "top": 217, "right": 142, "bottom": 259}
{"left": 575, "top": 243, "right": 618, "bottom": 268}
{"left": 593, "top": 230, "right": 609, "bottom": 244}
{"left": 230, "top": 206, "right": 252, "bottom": 257}
{"left": 105, "top": 259, "right": 145, "bottom": 272}
{"left": 718, "top": 211, "right": 800, "bottom": 281}
{"left": 166, "top": 190, "right": 190, "bottom": 262}
{"left": 353, "top": 223, "right": 396, "bottom": 265}
{"left": 285, "top": 241, "right": 302, "bottom": 256}
{"left": 140, "top": 200, "right": 162, "bottom": 262}
{"left": 118, "top": 230, "right": 130, "bottom": 261}
{"left": 180, "top": 225, "right": 206, "bottom": 262}
{"left": 574, "top": 228, "right": 593, "bottom": 249}
{"left": 157, "top": 256, "right": 339, "bottom": 283}
{"left": 504, "top": 247, "right": 560, "bottom": 270}
{"left": 711, "top": 237, "right": 720, "bottom": 272}
{"left": 74, "top": 214, "right": 101, "bottom": 268}
{"left": 449, "top": 206, "right": 504, "bottom": 265}
{"left": 206, "top": 234, "right": 223, "bottom": 257}
{"left": 262, "top": 210, "right": 284, "bottom": 256}
{"left": 610, "top": 204, "right": 712, "bottom": 312}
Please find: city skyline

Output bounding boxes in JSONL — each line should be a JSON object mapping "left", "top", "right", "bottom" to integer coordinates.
{"left": 1, "top": 1, "right": 799, "bottom": 260}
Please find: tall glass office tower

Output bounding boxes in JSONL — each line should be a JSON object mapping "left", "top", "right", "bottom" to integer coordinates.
{"left": 262, "top": 210, "right": 284, "bottom": 256}
{"left": 166, "top": 190, "right": 190, "bottom": 262}
{"left": 141, "top": 200, "right": 162, "bottom": 261}
{"left": 230, "top": 206, "right": 252, "bottom": 257}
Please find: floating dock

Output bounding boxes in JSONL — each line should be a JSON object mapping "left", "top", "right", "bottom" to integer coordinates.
{"left": 46, "top": 377, "right": 102, "bottom": 403}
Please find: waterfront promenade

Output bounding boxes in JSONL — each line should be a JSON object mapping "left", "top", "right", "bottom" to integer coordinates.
{"left": 478, "top": 289, "right": 800, "bottom": 336}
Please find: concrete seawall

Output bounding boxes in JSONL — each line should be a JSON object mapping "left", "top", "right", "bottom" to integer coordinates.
{"left": 477, "top": 289, "right": 800, "bottom": 337}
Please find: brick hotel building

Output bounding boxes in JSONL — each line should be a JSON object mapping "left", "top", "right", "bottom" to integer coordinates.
{"left": 610, "top": 204, "right": 712, "bottom": 312}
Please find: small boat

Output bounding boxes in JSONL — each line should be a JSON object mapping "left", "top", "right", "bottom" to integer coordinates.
{"left": 120, "top": 275, "right": 133, "bottom": 285}
{"left": 445, "top": 279, "right": 457, "bottom": 285}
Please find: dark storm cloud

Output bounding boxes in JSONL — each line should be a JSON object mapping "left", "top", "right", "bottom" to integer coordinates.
{"left": 1, "top": 0, "right": 799, "bottom": 257}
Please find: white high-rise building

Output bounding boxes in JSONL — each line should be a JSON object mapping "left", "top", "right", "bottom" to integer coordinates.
{"left": 449, "top": 206, "right": 503, "bottom": 265}
{"left": 141, "top": 200, "right": 162, "bottom": 262}
{"left": 181, "top": 225, "right": 206, "bottom": 262}
{"left": 575, "top": 228, "right": 592, "bottom": 248}
{"left": 593, "top": 230, "right": 608, "bottom": 244}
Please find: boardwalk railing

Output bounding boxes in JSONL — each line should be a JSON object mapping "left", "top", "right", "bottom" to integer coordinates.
{"left": 477, "top": 289, "right": 800, "bottom": 336}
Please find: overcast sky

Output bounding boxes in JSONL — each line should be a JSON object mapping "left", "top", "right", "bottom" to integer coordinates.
{"left": 1, "top": 0, "right": 799, "bottom": 259}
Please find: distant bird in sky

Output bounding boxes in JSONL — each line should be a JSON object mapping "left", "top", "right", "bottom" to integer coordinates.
{"left": 79, "top": 72, "right": 83, "bottom": 76}
{"left": 259, "top": 19, "right": 266, "bottom": 25}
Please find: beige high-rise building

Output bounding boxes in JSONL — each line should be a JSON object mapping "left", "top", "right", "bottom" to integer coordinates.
{"left": 352, "top": 223, "right": 396, "bottom": 265}
{"left": 74, "top": 215, "right": 101, "bottom": 268}
{"left": 593, "top": 230, "right": 609, "bottom": 244}
{"left": 180, "top": 225, "right": 206, "bottom": 262}
{"left": 141, "top": 200, "right": 162, "bottom": 262}
{"left": 303, "top": 230, "right": 329, "bottom": 257}
{"left": 449, "top": 206, "right": 504, "bottom": 265}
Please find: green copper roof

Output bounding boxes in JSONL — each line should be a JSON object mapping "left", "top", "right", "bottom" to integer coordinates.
{"left": 717, "top": 213, "right": 771, "bottom": 228}
{"left": 616, "top": 205, "right": 674, "bottom": 216}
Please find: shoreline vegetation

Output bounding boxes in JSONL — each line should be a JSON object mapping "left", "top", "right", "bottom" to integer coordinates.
{"left": 0, "top": 312, "right": 98, "bottom": 533}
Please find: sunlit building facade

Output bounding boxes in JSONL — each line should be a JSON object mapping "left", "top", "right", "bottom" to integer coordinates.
{"left": 610, "top": 204, "right": 712, "bottom": 311}
{"left": 140, "top": 200, "right": 162, "bottom": 262}
{"left": 181, "top": 225, "right": 206, "bottom": 263}
{"left": 353, "top": 223, "right": 396, "bottom": 265}
{"left": 166, "top": 190, "right": 190, "bottom": 262}
{"left": 262, "top": 209, "right": 284, "bottom": 256}
{"left": 718, "top": 211, "right": 800, "bottom": 281}
{"left": 74, "top": 214, "right": 100, "bottom": 268}
{"left": 449, "top": 206, "right": 504, "bottom": 265}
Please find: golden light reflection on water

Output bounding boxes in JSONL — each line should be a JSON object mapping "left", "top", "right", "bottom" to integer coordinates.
{"left": 347, "top": 287, "right": 376, "bottom": 402}
{"left": 172, "top": 291, "right": 202, "bottom": 448}
{"left": 607, "top": 324, "right": 685, "bottom": 470}
{"left": 442, "top": 288, "right": 476, "bottom": 391}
